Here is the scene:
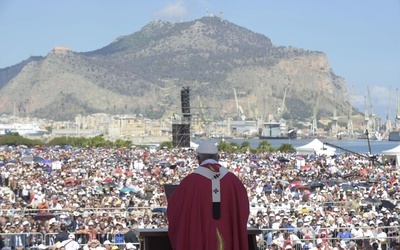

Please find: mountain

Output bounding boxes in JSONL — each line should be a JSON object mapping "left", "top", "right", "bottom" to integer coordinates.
{"left": 0, "top": 16, "right": 353, "bottom": 121}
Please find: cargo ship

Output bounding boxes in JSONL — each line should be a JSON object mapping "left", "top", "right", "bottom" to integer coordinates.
{"left": 388, "top": 131, "right": 400, "bottom": 141}
{"left": 258, "top": 120, "right": 297, "bottom": 140}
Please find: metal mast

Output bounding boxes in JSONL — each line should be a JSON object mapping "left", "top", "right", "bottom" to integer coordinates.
{"left": 332, "top": 108, "right": 338, "bottom": 137}
{"left": 363, "top": 96, "right": 369, "bottom": 133}
{"left": 311, "top": 92, "right": 320, "bottom": 136}
{"left": 277, "top": 86, "right": 289, "bottom": 122}
{"left": 233, "top": 88, "right": 245, "bottom": 121}
{"left": 367, "top": 86, "right": 375, "bottom": 133}
{"left": 347, "top": 85, "right": 354, "bottom": 137}
{"left": 385, "top": 86, "right": 392, "bottom": 135}
{"left": 396, "top": 88, "right": 400, "bottom": 121}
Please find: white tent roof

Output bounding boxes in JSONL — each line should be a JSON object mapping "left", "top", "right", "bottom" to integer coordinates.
{"left": 382, "top": 145, "right": 400, "bottom": 155}
{"left": 296, "top": 139, "right": 336, "bottom": 156}
{"left": 190, "top": 141, "right": 199, "bottom": 148}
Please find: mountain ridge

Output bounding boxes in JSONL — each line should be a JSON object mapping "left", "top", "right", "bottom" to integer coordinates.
{"left": 0, "top": 16, "right": 352, "bottom": 122}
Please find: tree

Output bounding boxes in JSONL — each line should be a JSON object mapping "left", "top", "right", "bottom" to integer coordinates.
{"left": 91, "top": 136, "right": 107, "bottom": 147}
{"left": 216, "top": 140, "right": 241, "bottom": 153}
{"left": 113, "top": 139, "right": 132, "bottom": 148}
{"left": 160, "top": 141, "right": 173, "bottom": 149}
{"left": 217, "top": 140, "right": 231, "bottom": 152}
{"left": 276, "top": 143, "right": 295, "bottom": 153}
{"left": 240, "top": 141, "right": 251, "bottom": 152}
{"left": 257, "top": 140, "right": 274, "bottom": 153}
{"left": 228, "top": 142, "right": 241, "bottom": 153}
{"left": 0, "top": 133, "right": 42, "bottom": 147}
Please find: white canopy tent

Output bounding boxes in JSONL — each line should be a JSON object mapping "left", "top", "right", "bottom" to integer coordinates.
{"left": 296, "top": 139, "right": 336, "bottom": 156}
{"left": 381, "top": 145, "right": 400, "bottom": 167}
{"left": 190, "top": 141, "right": 199, "bottom": 148}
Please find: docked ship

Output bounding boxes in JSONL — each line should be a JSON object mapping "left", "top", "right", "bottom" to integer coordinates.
{"left": 388, "top": 131, "right": 400, "bottom": 141}
{"left": 258, "top": 120, "right": 297, "bottom": 140}
{"left": 356, "top": 131, "right": 383, "bottom": 141}
{"left": 0, "top": 123, "right": 48, "bottom": 137}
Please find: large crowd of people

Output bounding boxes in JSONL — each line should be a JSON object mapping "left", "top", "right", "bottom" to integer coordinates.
{"left": 0, "top": 143, "right": 399, "bottom": 250}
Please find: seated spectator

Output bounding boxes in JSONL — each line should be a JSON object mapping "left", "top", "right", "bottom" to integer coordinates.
{"left": 37, "top": 199, "right": 49, "bottom": 214}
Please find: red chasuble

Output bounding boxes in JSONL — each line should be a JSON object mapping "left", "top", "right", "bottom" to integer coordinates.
{"left": 167, "top": 161, "right": 250, "bottom": 250}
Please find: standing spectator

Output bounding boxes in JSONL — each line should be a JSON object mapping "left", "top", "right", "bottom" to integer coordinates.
{"left": 21, "top": 221, "right": 32, "bottom": 247}
{"left": 75, "top": 222, "right": 89, "bottom": 245}
{"left": 11, "top": 230, "right": 27, "bottom": 250}
{"left": 301, "top": 222, "right": 315, "bottom": 239}
{"left": 3, "top": 224, "right": 14, "bottom": 248}
{"left": 350, "top": 222, "right": 363, "bottom": 239}
{"left": 96, "top": 220, "right": 111, "bottom": 244}
{"left": 69, "top": 213, "right": 82, "bottom": 232}
{"left": 60, "top": 234, "right": 80, "bottom": 250}
{"left": 54, "top": 224, "right": 69, "bottom": 244}
{"left": 29, "top": 224, "right": 41, "bottom": 247}
{"left": 0, "top": 232, "right": 5, "bottom": 249}
{"left": 86, "top": 221, "right": 98, "bottom": 241}
{"left": 337, "top": 224, "right": 352, "bottom": 244}
{"left": 302, "top": 235, "right": 314, "bottom": 249}
{"left": 21, "top": 185, "right": 30, "bottom": 203}
{"left": 113, "top": 223, "right": 125, "bottom": 245}
{"left": 167, "top": 141, "right": 250, "bottom": 250}
{"left": 44, "top": 227, "right": 56, "bottom": 246}
{"left": 376, "top": 226, "right": 388, "bottom": 250}
{"left": 123, "top": 226, "right": 138, "bottom": 245}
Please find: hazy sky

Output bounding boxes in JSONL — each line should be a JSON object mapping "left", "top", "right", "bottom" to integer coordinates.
{"left": 1, "top": 0, "right": 399, "bottom": 121}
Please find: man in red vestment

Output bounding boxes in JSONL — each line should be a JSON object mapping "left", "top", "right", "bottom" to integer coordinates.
{"left": 167, "top": 141, "right": 250, "bottom": 250}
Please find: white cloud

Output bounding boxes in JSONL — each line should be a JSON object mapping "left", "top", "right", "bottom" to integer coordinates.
{"left": 155, "top": 0, "right": 189, "bottom": 21}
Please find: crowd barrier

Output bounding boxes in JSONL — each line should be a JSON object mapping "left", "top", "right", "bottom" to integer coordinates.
{"left": 256, "top": 226, "right": 400, "bottom": 250}
{"left": 2, "top": 200, "right": 354, "bottom": 219}
{"left": 3, "top": 226, "right": 398, "bottom": 250}
{"left": 250, "top": 200, "right": 362, "bottom": 214}
{"left": 0, "top": 232, "right": 140, "bottom": 250}
{"left": 0, "top": 233, "right": 44, "bottom": 249}
{"left": 0, "top": 206, "right": 163, "bottom": 218}
{"left": 3, "top": 205, "right": 399, "bottom": 250}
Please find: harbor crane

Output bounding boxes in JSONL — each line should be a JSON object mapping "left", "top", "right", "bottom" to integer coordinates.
{"left": 233, "top": 88, "right": 246, "bottom": 121}
{"left": 366, "top": 86, "right": 376, "bottom": 133}
{"left": 347, "top": 85, "right": 354, "bottom": 137}
{"left": 276, "top": 86, "right": 289, "bottom": 122}
{"left": 363, "top": 96, "right": 369, "bottom": 133}
{"left": 311, "top": 91, "right": 320, "bottom": 136}
{"left": 396, "top": 88, "right": 400, "bottom": 121}
{"left": 385, "top": 86, "right": 392, "bottom": 135}
{"left": 332, "top": 108, "right": 338, "bottom": 137}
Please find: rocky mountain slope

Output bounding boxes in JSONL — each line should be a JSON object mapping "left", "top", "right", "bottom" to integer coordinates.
{"left": 0, "top": 16, "right": 352, "bottom": 121}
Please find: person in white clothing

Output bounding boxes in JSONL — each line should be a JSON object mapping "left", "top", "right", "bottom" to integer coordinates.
{"left": 361, "top": 223, "right": 374, "bottom": 238}
{"left": 376, "top": 227, "right": 387, "bottom": 249}
{"left": 60, "top": 234, "right": 80, "bottom": 250}
{"left": 351, "top": 222, "right": 363, "bottom": 238}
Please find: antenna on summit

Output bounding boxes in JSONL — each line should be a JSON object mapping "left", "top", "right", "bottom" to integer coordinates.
{"left": 205, "top": 8, "right": 209, "bottom": 17}
{"left": 220, "top": 11, "right": 224, "bottom": 21}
